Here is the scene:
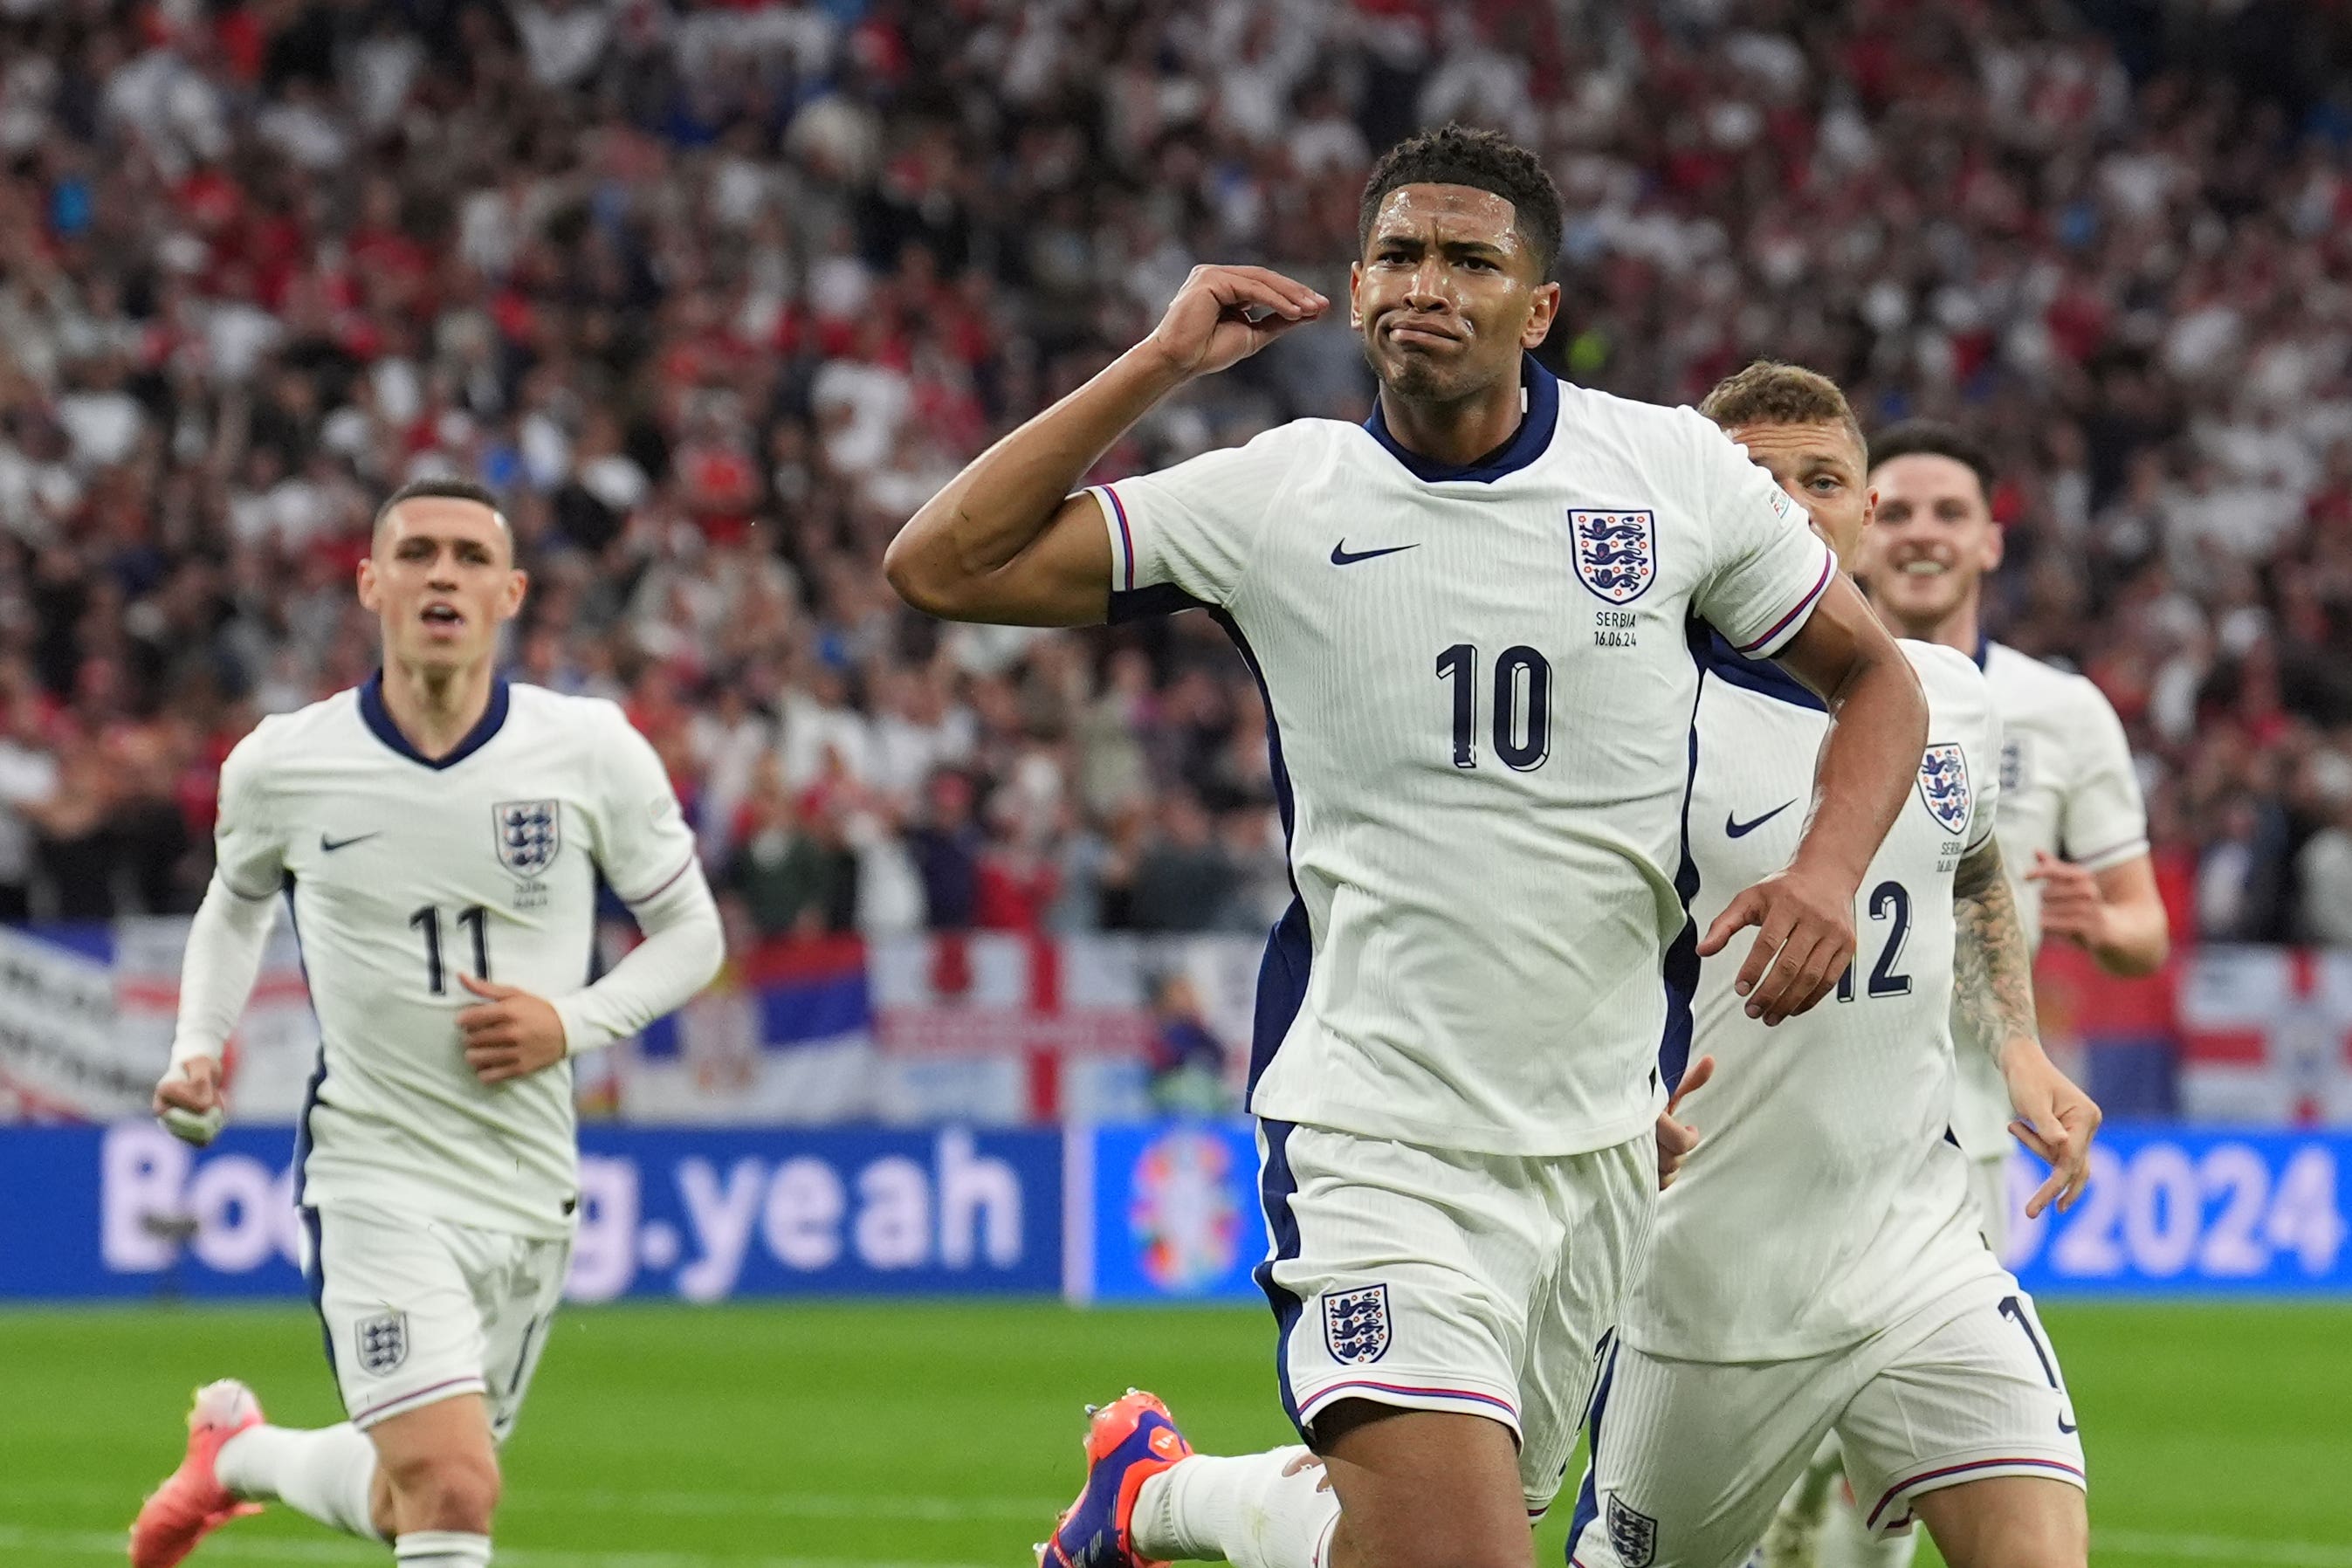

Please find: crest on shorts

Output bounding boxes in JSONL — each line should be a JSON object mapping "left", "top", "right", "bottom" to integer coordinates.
{"left": 1606, "top": 1494, "right": 1658, "bottom": 1568}
{"left": 356, "top": 1310, "right": 409, "bottom": 1375}
{"left": 1569, "top": 510, "right": 1658, "bottom": 606}
{"left": 1916, "top": 743, "right": 1973, "bottom": 836}
{"left": 493, "top": 800, "right": 560, "bottom": 877}
{"left": 1321, "top": 1283, "right": 1391, "bottom": 1365}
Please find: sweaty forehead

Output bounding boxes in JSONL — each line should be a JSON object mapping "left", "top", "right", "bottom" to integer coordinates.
{"left": 375, "top": 498, "right": 513, "bottom": 557}
{"left": 1370, "top": 183, "right": 1523, "bottom": 251}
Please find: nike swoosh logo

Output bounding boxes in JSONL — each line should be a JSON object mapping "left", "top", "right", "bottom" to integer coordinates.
{"left": 320, "top": 832, "right": 381, "bottom": 853}
{"left": 1725, "top": 801, "right": 1796, "bottom": 838}
{"left": 1330, "top": 540, "right": 1420, "bottom": 567}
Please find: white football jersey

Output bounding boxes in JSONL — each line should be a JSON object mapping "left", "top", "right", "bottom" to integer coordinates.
{"left": 1621, "top": 637, "right": 2005, "bottom": 1362}
{"left": 1095, "top": 359, "right": 1836, "bottom": 1156}
{"left": 216, "top": 677, "right": 699, "bottom": 1239}
{"left": 1947, "top": 640, "right": 2151, "bottom": 1154}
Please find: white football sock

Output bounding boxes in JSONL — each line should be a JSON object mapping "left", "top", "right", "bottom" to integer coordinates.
{"left": 394, "top": 1530, "right": 493, "bottom": 1565}
{"left": 217, "top": 1423, "right": 383, "bottom": 1541}
{"left": 1132, "top": 1448, "right": 1341, "bottom": 1568}
{"left": 1819, "top": 1501, "right": 1919, "bottom": 1568}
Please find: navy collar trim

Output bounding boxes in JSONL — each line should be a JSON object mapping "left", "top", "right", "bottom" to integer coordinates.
{"left": 358, "top": 671, "right": 512, "bottom": 769}
{"left": 1362, "top": 353, "right": 1559, "bottom": 484}
{"left": 1699, "top": 626, "right": 1826, "bottom": 712}
{"left": 1971, "top": 633, "right": 1991, "bottom": 670}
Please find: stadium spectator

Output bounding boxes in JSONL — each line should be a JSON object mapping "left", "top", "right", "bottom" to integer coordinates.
{"left": 0, "top": 0, "right": 2346, "bottom": 952}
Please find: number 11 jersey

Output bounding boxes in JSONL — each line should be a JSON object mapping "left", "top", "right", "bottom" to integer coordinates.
{"left": 1092, "top": 359, "right": 1835, "bottom": 1157}
{"left": 214, "top": 676, "right": 699, "bottom": 1239}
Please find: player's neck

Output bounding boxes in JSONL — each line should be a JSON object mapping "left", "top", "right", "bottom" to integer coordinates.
{"left": 1375, "top": 373, "right": 1526, "bottom": 469}
{"left": 1874, "top": 594, "right": 1983, "bottom": 660}
{"left": 380, "top": 658, "right": 499, "bottom": 760}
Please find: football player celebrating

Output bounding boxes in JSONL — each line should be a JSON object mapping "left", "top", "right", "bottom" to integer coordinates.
{"left": 1567, "top": 364, "right": 2100, "bottom": 1568}
{"left": 887, "top": 126, "right": 1930, "bottom": 1568}
{"left": 133, "top": 478, "right": 723, "bottom": 1568}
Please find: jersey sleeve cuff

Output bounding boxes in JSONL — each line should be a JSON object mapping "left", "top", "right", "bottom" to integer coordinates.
{"left": 2068, "top": 835, "right": 2149, "bottom": 873}
{"left": 1731, "top": 551, "right": 1835, "bottom": 658}
{"left": 1091, "top": 484, "right": 1138, "bottom": 594}
{"left": 551, "top": 994, "right": 613, "bottom": 1057}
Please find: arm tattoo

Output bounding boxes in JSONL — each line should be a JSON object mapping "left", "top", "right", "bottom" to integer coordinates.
{"left": 1952, "top": 836, "right": 2039, "bottom": 1069}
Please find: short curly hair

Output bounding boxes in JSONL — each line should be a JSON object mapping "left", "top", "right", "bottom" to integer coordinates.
{"left": 1358, "top": 124, "right": 1563, "bottom": 280}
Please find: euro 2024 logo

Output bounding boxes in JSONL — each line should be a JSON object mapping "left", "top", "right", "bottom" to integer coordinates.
{"left": 1128, "top": 1129, "right": 1243, "bottom": 1292}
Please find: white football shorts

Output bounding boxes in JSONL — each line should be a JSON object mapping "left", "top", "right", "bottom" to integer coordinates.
{"left": 301, "top": 1201, "right": 570, "bottom": 1440}
{"left": 1566, "top": 1280, "right": 2085, "bottom": 1568}
{"left": 1255, "top": 1119, "right": 1656, "bottom": 1520}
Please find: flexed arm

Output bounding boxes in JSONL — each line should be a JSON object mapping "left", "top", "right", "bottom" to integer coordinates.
{"left": 883, "top": 266, "right": 1326, "bottom": 626}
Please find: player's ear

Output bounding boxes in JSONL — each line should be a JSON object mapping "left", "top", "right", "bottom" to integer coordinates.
{"left": 355, "top": 556, "right": 379, "bottom": 612}
{"left": 499, "top": 567, "right": 528, "bottom": 620}
{"left": 1520, "top": 280, "right": 1560, "bottom": 350}
{"left": 1347, "top": 260, "right": 1364, "bottom": 332}
{"left": 1981, "top": 514, "right": 2005, "bottom": 573}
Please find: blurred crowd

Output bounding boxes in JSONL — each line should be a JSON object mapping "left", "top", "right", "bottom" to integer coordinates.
{"left": 0, "top": 0, "right": 2349, "bottom": 947}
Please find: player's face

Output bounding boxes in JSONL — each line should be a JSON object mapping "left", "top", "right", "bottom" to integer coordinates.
{"left": 1859, "top": 453, "right": 2001, "bottom": 632}
{"left": 1351, "top": 184, "right": 1558, "bottom": 402}
{"left": 358, "top": 499, "right": 526, "bottom": 674}
{"left": 1721, "top": 419, "right": 1873, "bottom": 568}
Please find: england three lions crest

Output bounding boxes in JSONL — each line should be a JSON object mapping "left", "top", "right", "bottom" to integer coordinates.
{"left": 494, "top": 800, "right": 560, "bottom": 877}
{"left": 1916, "top": 744, "right": 1973, "bottom": 836}
{"left": 1569, "top": 510, "right": 1657, "bottom": 605}
{"left": 1322, "top": 1283, "right": 1391, "bottom": 1365}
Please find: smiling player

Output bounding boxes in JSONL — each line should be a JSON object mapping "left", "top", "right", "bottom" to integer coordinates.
{"left": 1860, "top": 422, "right": 2168, "bottom": 1259}
{"left": 886, "top": 127, "right": 1930, "bottom": 1568}
{"left": 133, "top": 478, "right": 723, "bottom": 1568}
{"left": 1567, "top": 364, "right": 2101, "bottom": 1568}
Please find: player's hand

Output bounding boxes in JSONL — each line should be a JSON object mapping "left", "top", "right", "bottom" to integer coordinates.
{"left": 457, "top": 974, "right": 569, "bottom": 1083}
{"left": 153, "top": 1057, "right": 225, "bottom": 1146}
{"left": 2004, "top": 1044, "right": 2101, "bottom": 1218}
{"left": 2025, "top": 850, "right": 2108, "bottom": 951}
{"left": 1145, "top": 265, "right": 1328, "bottom": 380}
{"left": 1697, "top": 865, "right": 1857, "bottom": 1027}
{"left": 1654, "top": 1054, "right": 1716, "bottom": 1190}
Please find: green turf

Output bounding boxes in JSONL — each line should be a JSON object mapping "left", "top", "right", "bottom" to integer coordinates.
{"left": 2, "top": 1300, "right": 2345, "bottom": 1565}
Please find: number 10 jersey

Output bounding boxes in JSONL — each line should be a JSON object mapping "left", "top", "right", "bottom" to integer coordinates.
{"left": 1093, "top": 359, "right": 1835, "bottom": 1158}
{"left": 213, "top": 676, "right": 699, "bottom": 1239}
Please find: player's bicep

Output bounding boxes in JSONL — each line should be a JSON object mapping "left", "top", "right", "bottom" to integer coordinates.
{"left": 1768, "top": 574, "right": 1888, "bottom": 702}
{"left": 940, "top": 492, "right": 1116, "bottom": 629}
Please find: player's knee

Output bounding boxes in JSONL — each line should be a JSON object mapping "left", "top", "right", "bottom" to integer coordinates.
{"left": 382, "top": 1449, "right": 500, "bottom": 1534}
{"left": 1944, "top": 1506, "right": 2087, "bottom": 1568}
{"left": 1335, "top": 1510, "right": 1530, "bottom": 1568}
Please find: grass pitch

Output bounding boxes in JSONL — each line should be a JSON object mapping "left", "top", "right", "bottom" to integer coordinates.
{"left": 2, "top": 1300, "right": 2345, "bottom": 1566}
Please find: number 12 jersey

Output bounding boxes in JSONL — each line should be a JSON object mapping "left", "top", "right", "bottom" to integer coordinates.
{"left": 1092, "top": 359, "right": 1835, "bottom": 1157}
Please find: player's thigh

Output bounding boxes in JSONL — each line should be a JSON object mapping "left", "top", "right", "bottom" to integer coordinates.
{"left": 307, "top": 1203, "right": 493, "bottom": 1431}
{"left": 470, "top": 1229, "right": 571, "bottom": 1444}
{"left": 1908, "top": 1475, "right": 2086, "bottom": 1568}
{"left": 1520, "top": 1133, "right": 1658, "bottom": 1520}
{"left": 1834, "top": 1287, "right": 2084, "bottom": 1540}
{"left": 1317, "top": 1400, "right": 1533, "bottom": 1568}
{"left": 1565, "top": 1344, "right": 1840, "bottom": 1568}
{"left": 1259, "top": 1122, "right": 1548, "bottom": 1441}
